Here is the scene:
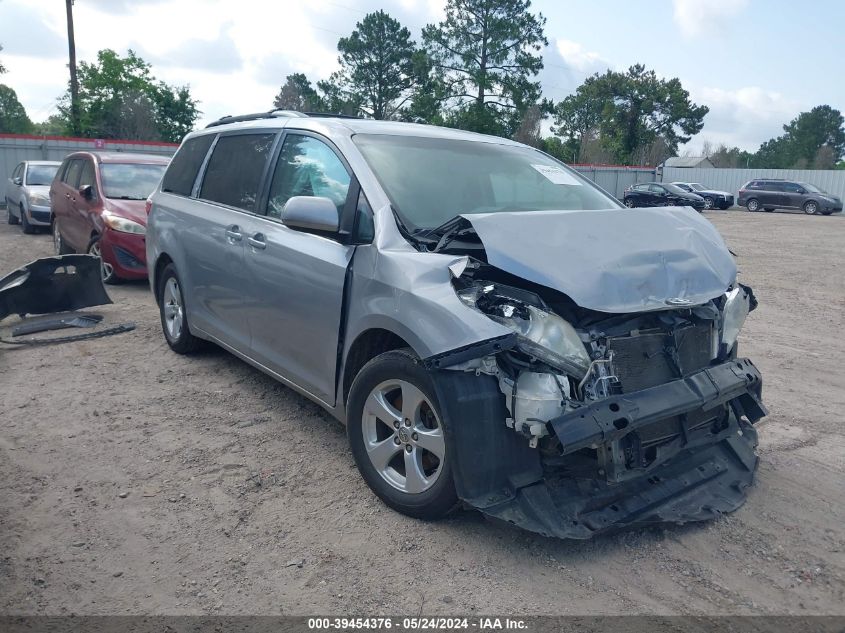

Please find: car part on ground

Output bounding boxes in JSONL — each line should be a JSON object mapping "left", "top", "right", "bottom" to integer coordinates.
{"left": 0, "top": 255, "right": 112, "bottom": 321}
{"left": 11, "top": 312, "right": 103, "bottom": 336}
{"left": 1, "top": 322, "right": 136, "bottom": 346}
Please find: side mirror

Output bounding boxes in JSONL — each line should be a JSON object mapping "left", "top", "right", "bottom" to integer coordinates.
{"left": 79, "top": 184, "right": 94, "bottom": 201}
{"left": 281, "top": 196, "right": 339, "bottom": 233}
{"left": 12, "top": 177, "right": 22, "bottom": 186}
{"left": 796, "top": 188, "right": 806, "bottom": 194}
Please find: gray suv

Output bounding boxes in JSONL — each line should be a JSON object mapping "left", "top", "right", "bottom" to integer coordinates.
{"left": 5, "top": 160, "right": 62, "bottom": 233}
{"left": 738, "top": 179, "right": 843, "bottom": 215}
{"left": 147, "top": 111, "right": 767, "bottom": 539}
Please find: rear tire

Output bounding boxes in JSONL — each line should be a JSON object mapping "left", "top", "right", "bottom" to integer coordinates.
{"left": 746, "top": 198, "right": 760, "bottom": 212}
{"left": 624, "top": 198, "right": 636, "bottom": 208}
{"left": 157, "top": 263, "right": 205, "bottom": 354}
{"left": 347, "top": 348, "right": 459, "bottom": 520}
{"left": 53, "top": 220, "right": 71, "bottom": 254}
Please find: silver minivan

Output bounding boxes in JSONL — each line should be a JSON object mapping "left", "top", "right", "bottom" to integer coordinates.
{"left": 147, "top": 112, "right": 767, "bottom": 539}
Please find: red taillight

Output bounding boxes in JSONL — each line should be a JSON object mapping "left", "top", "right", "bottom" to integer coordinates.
{"left": 145, "top": 198, "right": 152, "bottom": 215}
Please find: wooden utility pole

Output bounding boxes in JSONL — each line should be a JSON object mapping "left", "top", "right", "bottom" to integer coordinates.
{"left": 65, "top": 0, "right": 81, "bottom": 135}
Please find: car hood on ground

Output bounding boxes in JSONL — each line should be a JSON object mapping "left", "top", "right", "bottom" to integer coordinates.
{"left": 461, "top": 207, "right": 736, "bottom": 314}
{"left": 105, "top": 198, "right": 148, "bottom": 226}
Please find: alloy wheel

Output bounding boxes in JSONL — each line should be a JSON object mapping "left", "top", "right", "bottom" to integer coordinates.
{"left": 703, "top": 197, "right": 714, "bottom": 210}
{"left": 747, "top": 199, "right": 759, "bottom": 212}
{"left": 361, "top": 379, "right": 446, "bottom": 494}
{"left": 89, "top": 241, "right": 114, "bottom": 282}
{"left": 804, "top": 201, "right": 817, "bottom": 215}
{"left": 624, "top": 199, "right": 635, "bottom": 208}
{"left": 162, "top": 277, "right": 185, "bottom": 341}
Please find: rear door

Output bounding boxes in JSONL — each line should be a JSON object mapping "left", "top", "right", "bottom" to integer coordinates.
{"left": 183, "top": 131, "right": 277, "bottom": 352}
{"left": 242, "top": 131, "right": 356, "bottom": 404}
{"left": 648, "top": 184, "right": 668, "bottom": 205}
{"left": 8, "top": 163, "right": 24, "bottom": 207}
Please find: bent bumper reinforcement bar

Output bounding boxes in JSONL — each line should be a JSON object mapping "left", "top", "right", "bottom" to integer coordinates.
{"left": 549, "top": 358, "right": 767, "bottom": 456}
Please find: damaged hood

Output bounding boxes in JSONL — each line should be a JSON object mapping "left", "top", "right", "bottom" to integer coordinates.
{"left": 462, "top": 207, "right": 736, "bottom": 313}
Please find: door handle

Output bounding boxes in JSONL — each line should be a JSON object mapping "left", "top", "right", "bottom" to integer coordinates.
{"left": 247, "top": 233, "right": 266, "bottom": 250}
{"left": 225, "top": 225, "right": 243, "bottom": 242}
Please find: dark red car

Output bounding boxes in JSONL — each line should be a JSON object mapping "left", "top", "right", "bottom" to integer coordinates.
{"left": 50, "top": 152, "right": 169, "bottom": 283}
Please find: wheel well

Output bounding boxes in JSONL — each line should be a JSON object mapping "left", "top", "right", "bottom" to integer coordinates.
{"left": 343, "top": 329, "right": 410, "bottom": 404}
{"left": 153, "top": 253, "right": 173, "bottom": 304}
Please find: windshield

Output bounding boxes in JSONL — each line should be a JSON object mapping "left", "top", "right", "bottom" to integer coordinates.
{"left": 353, "top": 134, "right": 621, "bottom": 231}
{"left": 800, "top": 182, "right": 826, "bottom": 194}
{"left": 690, "top": 183, "right": 706, "bottom": 191}
{"left": 25, "top": 164, "right": 59, "bottom": 186}
{"left": 101, "top": 163, "right": 166, "bottom": 199}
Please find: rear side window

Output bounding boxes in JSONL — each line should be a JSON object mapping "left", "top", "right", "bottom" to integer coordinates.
{"left": 200, "top": 133, "right": 276, "bottom": 212}
{"left": 162, "top": 134, "right": 215, "bottom": 196}
{"left": 783, "top": 182, "right": 802, "bottom": 193}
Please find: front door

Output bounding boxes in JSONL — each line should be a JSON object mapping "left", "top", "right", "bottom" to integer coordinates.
{"left": 244, "top": 132, "right": 355, "bottom": 404}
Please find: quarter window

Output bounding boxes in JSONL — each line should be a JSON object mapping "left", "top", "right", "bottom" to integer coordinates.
{"left": 200, "top": 133, "right": 276, "bottom": 212}
{"left": 266, "top": 134, "right": 351, "bottom": 219}
{"left": 162, "top": 134, "right": 215, "bottom": 196}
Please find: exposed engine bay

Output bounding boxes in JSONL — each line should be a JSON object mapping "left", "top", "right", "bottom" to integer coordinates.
{"left": 422, "top": 257, "right": 767, "bottom": 538}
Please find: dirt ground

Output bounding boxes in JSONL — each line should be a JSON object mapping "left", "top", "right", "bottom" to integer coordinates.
{"left": 0, "top": 209, "right": 843, "bottom": 616}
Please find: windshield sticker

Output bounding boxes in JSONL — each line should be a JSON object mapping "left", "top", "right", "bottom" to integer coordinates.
{"left": 531, "top": 164, "right": 582, "bottom": 186}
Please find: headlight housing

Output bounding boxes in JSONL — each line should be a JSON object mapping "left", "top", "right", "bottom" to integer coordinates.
{"left": 721, "top": 286, "right": 751, "bottom": 351}
{"left": 458, "top": 285, "right": 591, "bottom": 378}
{"left": 102, "top": 210, "right": 146, "bottom": 235}
{"left": 29, "top": 193, "right": 50, "bottom": 206}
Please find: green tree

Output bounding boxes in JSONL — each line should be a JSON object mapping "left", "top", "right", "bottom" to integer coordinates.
{"left": 57, "top": 49, "right": 199, "bottom": 142}
{"left": 0, "top": 44, "right": 6, "bottom": 75}
{"left": 0, "top": 84, "right": 33, "bottom": 133}
{"left": 273, "top": 73, "right": 323, "bottom": 112}
{"left": 422, "top": 0, "right": 547, "bottom": 136}
{"left": 754, "top": 106, "right": 844, "bottom": 168}
{"left": 32, "top": 114, "right": 69, "bottom": 136}
{"left": 333, "top": 10, "right": 419, "bottom": 120}
{"left": 553, "top": 65, "right": 708, "bottom": 165}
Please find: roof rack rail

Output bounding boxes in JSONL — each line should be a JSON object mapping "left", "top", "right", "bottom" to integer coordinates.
{"left": 302, "top": 112, "right": 362, "bottom": 119}
{"left": 205, "top": 109, "right": 308, "bottom": 129}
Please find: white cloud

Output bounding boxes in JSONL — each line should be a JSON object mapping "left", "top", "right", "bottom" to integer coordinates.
{"left": 683, "top": 85, "right": 804, "bottom": 153}
{"left": 672, "top": 0, "right": 750, "bottom": 38}
{"left": 554, "top": 39, "right": 607, "bottom": 73}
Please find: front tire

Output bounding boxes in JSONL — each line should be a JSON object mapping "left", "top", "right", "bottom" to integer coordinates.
{"left": 157, "top": 263, "right": 205, "bottom": 354}
{"left": 20, "top": 204, "right": 35, "bottom": 234}
{"left": 347, "top": 349, "right": 458, "bottom": 520}
{"left": 87, "top": 236, "right": 119, "bottom": 284}
{"left": 7, "top": 201, "right": 19, "bottom": 225}
{"left": 803, "top": 200, "right": 818, "bottom": 215}
{"left": 703, "top": 196, "right": 714, "bottom": 210}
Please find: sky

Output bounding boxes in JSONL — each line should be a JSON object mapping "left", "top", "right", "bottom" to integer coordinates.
{"left": 0, "top": 0, "right": 842, "bottom": 153}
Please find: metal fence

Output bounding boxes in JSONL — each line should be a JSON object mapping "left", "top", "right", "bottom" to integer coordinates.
{"left": 661, "top": 166, "right": 845, "bottom": 202}
{"left": 571, "top": 164, "right": 657, "bottom": 199}
{"left": 1, "top": 133, "right": 178, "bottom": 204}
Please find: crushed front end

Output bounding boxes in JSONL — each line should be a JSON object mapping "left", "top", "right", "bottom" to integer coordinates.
{"left": 427, "top": 264, "right": 767, "bottom": 539}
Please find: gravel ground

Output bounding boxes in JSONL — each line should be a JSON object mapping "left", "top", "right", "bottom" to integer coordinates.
{"left": 0, "top": 209, "right": 843, "bottom": 616}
